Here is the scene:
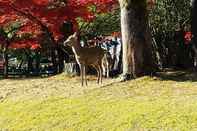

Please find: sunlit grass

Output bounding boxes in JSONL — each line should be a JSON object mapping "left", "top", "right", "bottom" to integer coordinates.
{"left": 0, "top": 71, "right": 197, "bottom": 130}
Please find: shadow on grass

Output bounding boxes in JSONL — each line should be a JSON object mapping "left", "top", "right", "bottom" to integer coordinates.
{"left": 1, "top": 69, "right": 197, "bottom": 83}
{"left": 0, "top": 74, "right": 56, "bottom": 81}
{"left": 155, "top": 69, "right": 197, "bottom": 82}
{"left": 100, "top": 82, "right": 118, "bottom": 88}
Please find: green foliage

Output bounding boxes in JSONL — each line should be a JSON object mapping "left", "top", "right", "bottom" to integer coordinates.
{"left": 78, "top": 9, "right": 120, "bottom": 38}
{"left": 0, "top": 21, "right": 33, "bottom": 42}
{"left": 149, "top": 0, "right": 191, "bottom": 33}
{"left": 3, "top": 21, "right": 21, "bottom": 39}
{"left": 149, "top": 0, "right": 191, "bottom": 67}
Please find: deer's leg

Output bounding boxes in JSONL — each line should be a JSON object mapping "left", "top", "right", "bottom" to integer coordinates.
{"left": 98, "top": 64, "right": 102, "bottom": 84}
{"left": 95, "top": 66, "right": 100, "bottom": 84}
{"left": 102, "top": 62, "right": 106, "bottom": 77}
{"left": 106, "top": 62, "right": 109, "bottom": 78}
{"left": 84, "top": 65, "right": 88, "bottom": 86}
{"left": 80, "top": 64, "right": 84, "bottom": 86}
{"left": 100, "top": 65, "right": 103, "bottom": 84}
{"left": 97, "top": 67, "right": 100, "bottom": 84}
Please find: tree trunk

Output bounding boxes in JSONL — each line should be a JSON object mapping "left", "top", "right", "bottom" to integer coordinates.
{"left": 2, "top": 47, "right": 8, "bottom": 78}
{"left": 35, "top": 51, "right": 41, "bottom": 75}
{"left": 57, "top": 47, "right": 65, "bottom": 73}
{"left": 51, "top": 48, "right": 58, "bottom": 74}
{"left": 119, "top": 0, "right": 156, "bottom": 80}
{"left": 25, "top": 51, "right": 33, "bottom": 75}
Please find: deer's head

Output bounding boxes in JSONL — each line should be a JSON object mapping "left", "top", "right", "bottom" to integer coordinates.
{"left": 64, "top": 32, "right": 77, "bottom": 47}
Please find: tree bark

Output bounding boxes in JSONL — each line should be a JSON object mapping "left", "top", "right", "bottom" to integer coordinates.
{"left": 51, "top": 49, "right": 58, "bottom": 74}
{"left": 57, "top": 47, "right": 65, "bottom": 73}
{"left": 35, "top": 51, "right": 41, "bottom": 75}
{"left": 119, "top": 0, "right": 156, "bottom": 80}
{"left": 25, "top": 50, "right": 33, "bottom": 75}
{"left": 2, "top": 47, "right": 8, "bottom": 78}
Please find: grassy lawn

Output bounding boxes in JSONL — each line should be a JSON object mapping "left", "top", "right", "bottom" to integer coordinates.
{"left": 0, "top": 71, "right": 197, "bottom": 131}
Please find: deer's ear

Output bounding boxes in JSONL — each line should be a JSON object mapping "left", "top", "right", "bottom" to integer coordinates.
{"left": 73, "top": 32, "right": 77, "bottom": 37}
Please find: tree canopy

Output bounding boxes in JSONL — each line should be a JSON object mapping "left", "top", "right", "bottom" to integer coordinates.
{"left": 0, "top": 0, "right": 118, "bottom": 49}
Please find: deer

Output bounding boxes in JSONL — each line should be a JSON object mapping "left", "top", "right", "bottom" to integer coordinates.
{"left": 102, "top": 52, "right": 113, "bottom": 78}
{"left": 64, "top": 32, "right": 106, "bottom": 86}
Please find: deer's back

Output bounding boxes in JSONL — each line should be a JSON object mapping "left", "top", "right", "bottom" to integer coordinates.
{"left": 76, "top": 47, "right": 105, "bottom": 65}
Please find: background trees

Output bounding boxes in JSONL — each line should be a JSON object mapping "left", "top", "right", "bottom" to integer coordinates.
{"left": 0, "top": 0, "right": 118, "bottom": 77}
{"left": 78, "top": 8, "right": 120, "bottom": 37}
{"left": 192, "top": 0, "right": 197, "bottom": 46}
{"left": 0, "top": 0, "right": 194, "bottom": 78}
{"left": 149, "top": 0, "right": 191, "bottom": 68}
{"left": 117, "top": 0, "right": 192, "bottom": 79}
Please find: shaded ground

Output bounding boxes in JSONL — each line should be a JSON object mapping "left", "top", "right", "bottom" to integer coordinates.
{"left": 0, "top": 71, "right": 197, "bottom": 130}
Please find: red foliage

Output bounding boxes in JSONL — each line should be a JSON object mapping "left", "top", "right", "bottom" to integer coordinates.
{"left": 112, "top": 32, "right": 121, "bottom": 37}
{"left": 147, "top": 0, "right": 155, "bottom": 10}
{"left": 0, "top": 0, "right": 118, "bottom": 49}
{"left": 17, "top": 21, "right": 42, "bottom": 37}
{"left": 9, "top": 39, "right": 40, "bottom": 49}
{"left": 32, "top": 0, "right": 50, "bottom": 6}
{"left": 184, "top": 31, "right": 192, "bottom": 45}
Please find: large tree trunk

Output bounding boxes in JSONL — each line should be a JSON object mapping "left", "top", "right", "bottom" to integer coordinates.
{"left": 119, "top": 0, "right": 156, "bottom": 80}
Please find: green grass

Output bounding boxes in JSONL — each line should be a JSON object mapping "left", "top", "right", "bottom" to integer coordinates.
{"left": 0, "top": 71, "right": 197, "bottom": 131}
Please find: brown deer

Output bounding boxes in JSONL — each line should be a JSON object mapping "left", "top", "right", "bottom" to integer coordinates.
{"left": 64, "top": 32, "right": 106, "bottom": 86}
{"left": 102, "top": 52, "right": 113, "bottom": 78}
